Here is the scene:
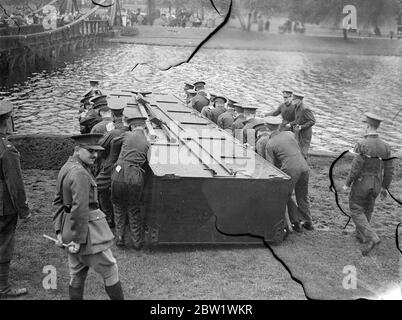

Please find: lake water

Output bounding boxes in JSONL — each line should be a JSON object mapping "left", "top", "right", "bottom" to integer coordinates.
{"left": 1, "top": 43, "right": 401, "bottom": 153}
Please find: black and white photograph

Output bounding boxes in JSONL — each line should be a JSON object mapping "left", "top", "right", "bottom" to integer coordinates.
{"left": 0, "top": 0, "right": 402, "bottom": 306}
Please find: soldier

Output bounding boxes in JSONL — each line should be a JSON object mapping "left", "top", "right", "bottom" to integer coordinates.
{"left": 186, "top": 89, "right": 198, "bottom": 108}
{"left": 287, "top": 93, "right": 316, "bottom": 160}
{"left": 0, "top": 100, "right": 31, "bottom": 299}
{"left": 263, "top": 90, "right": 295, "bottom": 131}
{"left": 217, "top": 100, "right": 236, "bottom": 132}
{"left": 96, "top": 104, "right": 129, "bottom": 229}
{"left": 208, "top": 96, "right": 227, "bottom": 124}
{"left": 79, "top": 95, "right": 105, "bottom": 134}
{"left": 108, "top": 97, "right": 125, "bottom": 130}
{"left": 90, "top": 104, "right": 114, "bottom": 134}
{"left": 342, "top": 113, "right": 394, "bottom": 256}
{"left": 241, "top": 106, "right": 260, "bottom": 145}
{"left": 111, "top": 108, "right": 151, "bottom": 249}
{"left": 183, "top": 82, "right": 194, "bottom": 103}
{"left": 53, "top": 133, "right": 124, "bottom": 300}
{"left": 231, "top": 105, "right": 246, "bottom": 137}
{"left": 258, "top": 116, "right": 314, "bottom": 232}
{"left": 190, "top": 81, "right": 210, "bottom": 113}
{"left": 200, "top": 93, "right": 217, "bottom": 118}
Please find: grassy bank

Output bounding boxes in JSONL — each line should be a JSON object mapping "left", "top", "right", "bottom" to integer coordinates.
{"left": 8, "top": 154, "right": 402, "bottom": 300}
{"left": 107, "top": 26, "right": 402, "bottom": 56}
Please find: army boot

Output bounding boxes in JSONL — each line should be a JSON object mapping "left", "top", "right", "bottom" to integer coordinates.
{"left": 105, "top": 281, "right": 124, "bottom": 300}
{"left": 69, "top": 285, "right": 84, "bottom": 300}
{"left": 0, "top": 262, "right": 27, "bottom": 299}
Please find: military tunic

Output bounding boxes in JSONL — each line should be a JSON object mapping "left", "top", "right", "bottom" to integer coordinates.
{"left": 0, "top": 134, "right": 29, "bottom": 265}
{"left": 96, "top": 127, "right": 129, "bottom": 227}
{"left": 53, "top": 155, "right": 117, "bottom": 287}
{"left": 90, "top": 118, "right": 114, "bottom": 135}
{"left": 111, "top": 129, "right": 150, "bottom": 248}
{"left": 289, "top": 102, "right": 316, "bottom": 159}
{"left": 190, "top": 92, "right": 210, "bottom": 113}
{"left": 263, "top": 131, "right": 312, "bottom": 225}
{"left": 79, "top": 109, "right": 102, "bottom": 134}
{"left": 208, "top": 106, "right": 226, "bottom": 124}
{"left": 345, "top": 133, "right": 394, "bottom": 243}
{"left": 267, "top": 102, "right": 295, "bottom": 130}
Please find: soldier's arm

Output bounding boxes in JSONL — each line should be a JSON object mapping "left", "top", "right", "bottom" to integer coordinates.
{"left": 109, "top": 136, "right": 124, "bottom": 164}
{"left": 345, "top": 143, "right": 365, "bottom": 187}
{"left": 256, "top": 139, "right": 266, "bottom": 159}
{"left": 2, "top": 147, "right": 30, "bottom": 219}
{"left": 266, "top": 105, "right": 282, "bottom": 117}
{"left": 382, "top": 146, "right": 394, "bottom": 189}
{"left": 70, "top": 170, "right": 91, "bottom": 244}
{"left": 300, "top": 108, "right": 316, "bottom": 130}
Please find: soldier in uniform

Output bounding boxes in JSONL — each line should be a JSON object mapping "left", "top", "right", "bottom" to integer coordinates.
{"left": 263, "top": 90, "right": 295, "bottom": 131}
{"left": 183, "top": 82, "right": 194, "bottom": 103}
{"left": 108, "top": 97, "right": 125, "bottom": 130}
{"left": 79, "top": 95, "right": 105, "bottom": 134}
{"left": 90, "top": 104, "right": 114, "bottom": 134}
{"left": 96, "top": 105, "right": 129, "bottom": 229}
{"left": 186, "top": 89, "right": 198, "bottom": 107}
{"left": 208, "top": 96, "right": 227, "bottom": 124}
{"left": 258, "top": 116, "right": 314, "bottom": 232}
{"left": 287, "top": 93, "right": 316, "bottom": 160}
{"left": 190, "top": 81, "right": 210, "bottom": 113}
{"left": 342, "top": 113, "right": 394, "bottom": 256}
{"left": 231, "top": 105, "right": 246, "bottom": 137}
{"left": 0, "top": 100, "right": 31, "bottom": 299}
{"left": 111, "top": 108, "right": 151, "bottom": 249}
{"left": 200, "top": 93, "right": 217, "bottom": 117}
{"left": 53, "top": 133, "right": 124, "bottom": 300}
{"left": 217, "top": 100, "right": 236, "bottom": 132}
{"left": 241, "top": 106, "right": 259, "bottom": 145}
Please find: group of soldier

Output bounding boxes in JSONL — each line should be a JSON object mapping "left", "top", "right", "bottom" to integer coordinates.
{"left": 0, "top": 77, "right": 395, "bottom": 300}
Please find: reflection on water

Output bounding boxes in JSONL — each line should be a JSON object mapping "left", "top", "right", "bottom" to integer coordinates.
{"left": 1, "top": 43, "right": 401, "bottom": 153}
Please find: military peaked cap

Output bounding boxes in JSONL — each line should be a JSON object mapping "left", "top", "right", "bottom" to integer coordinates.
{"left": 71, "top": 133, "right": 104, "bottom": 151}
{"left": 0, "top": 100, "right": 14, "bottom": 119}
{"left": 363, "top": 112, "right": 384, "bottom": 127}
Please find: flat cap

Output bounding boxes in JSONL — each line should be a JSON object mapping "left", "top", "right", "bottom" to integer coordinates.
{"left": 184, "top": 83, "right": 194, "bottom": 89}
{"left": 213, "top": 96, "right": 227, "bottom": 103}
{"left": 227, "top": 98, "right": 238, "bottom": 105}
{"left": 123, "top": 107, "right": 147, "bottom": 122}
{"left": 292, "top": 92, "right": 304, "bottom": 99}
{"left": 89, "top": 95, "right": 108, "bottom": 106}
{"left": 70, "top": 133, "right": 104, "bottom": 150}
{"left": 89, "top": 80, "right": 99, "bottom": 85}
{"left": 242, "top": 106, "right": 258, "bottom": 113}
{"left": 264, "top": 116, "right": 283, "bottom": 126}
{"left": 363, "top": 112, "right": 384, "bottom": 126}
{"left": 107, "top": 97, "right": 125, "bottom": 110}
{"left": 193, "top": 81, "right": 206, "bottom": 87}
{"left": 0, "top": 100, "right": 14, "bottom": 118}
{"left": 187, "top": 89, "right": 197, "bottom": 95}
{"left": 282, "top": 90, "right": 293, "bottom": 96}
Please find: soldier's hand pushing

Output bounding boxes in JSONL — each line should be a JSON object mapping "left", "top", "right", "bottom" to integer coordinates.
{"left": 67, "top": 242, "right": 80, "bottom": 254}
{"left": 55, "top": 233, "right": 64, "bottom": 248}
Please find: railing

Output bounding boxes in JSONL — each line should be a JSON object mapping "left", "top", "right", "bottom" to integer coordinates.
{"left": 0, "top": 24, "right": 45, "bottom": 36}
{"left": 0, "top": 20, "right": 110, "bottom": 52}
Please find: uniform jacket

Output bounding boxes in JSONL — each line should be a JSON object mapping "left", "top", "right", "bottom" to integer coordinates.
{"left": 190, "top": 92, "right": 210, "bottom": 113}
{"left": 79, "top": 109, "right": 102, "bottom": 134}
{"left": 346, "top": 134, "right": 394, "bottom": 189}
{"left": 111, "top": 129, "right": 151, "bottom": 186}
{"left": 0, "top": 134, "right": 29, "bottom": 218}
{"left": 268, "top": 102, "right": 295, "bottom": 126}
{"left": 289, "top": 101, "right": 315, "bottom": 145}
{"left": 208, "top": 106, "right": 226, "bottom": 124}
{"left": 53, "top": 156, "right": 114, "bottom": 255}
{"left": 217, "top": 109, "right": 236, "bottom": 130}
{"left": 264, "top": 131, "right": 309, "bottom": 179}
{"left": 90, "top": 118, "right": 114, "bottom": 134}
{"left": 96, "top": 127, "right": 129, "bottom": 191}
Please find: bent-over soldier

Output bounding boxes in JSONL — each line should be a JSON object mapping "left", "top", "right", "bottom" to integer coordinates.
{"left": 343, "top": 113, "right": 394, "bottom": 256}
{"left": 259, "top": 116, "right": 314, "bottom": 232}
{"left": 53, "top": 134, "right": 124, "bottom": 300}
{"left": 217, "top": 101, "right": 236, "bottom": 132}
{"left": 208, "top": 96, "right": 227, "bottom": 124}
{"left": 111, "top": 108, "right": 151, "bottom": 249}
{"left": 0, "top": 100, "right": 31, "bottom": 299}
{"left": 190, "top": 81, "right": 210, "bottom": 113}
